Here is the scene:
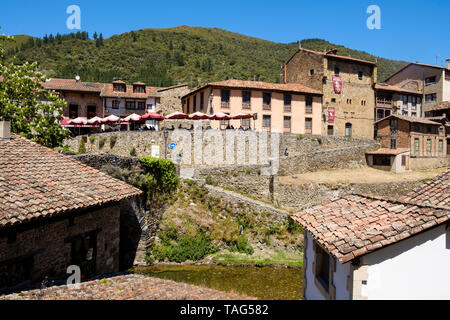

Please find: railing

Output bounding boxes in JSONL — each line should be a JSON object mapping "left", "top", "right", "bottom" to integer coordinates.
{"left": 305, "top": 107, "right": 312, "bottom": 114}
{"left": 221, "top": 101, "right": 230, "bottom": 108}
{"left": 263, "top": 104, "right": 271, "bottom": 111}
{"left": 242, "top": 102, "right": 251, "bottom": 109}
{"left": 376, "top": 98, "right": 393, "bottom": 107}
{"left": 284, "top": 105, "right": 292, "bottom": 113}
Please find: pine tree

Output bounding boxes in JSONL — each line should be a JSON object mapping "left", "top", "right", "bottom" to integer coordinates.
{"left": 93, "top": 32, "right": 98, "bottom": 40}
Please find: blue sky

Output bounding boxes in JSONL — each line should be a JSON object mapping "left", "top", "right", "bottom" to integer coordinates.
{"left": 0, "top": 0, "right": 448, "bottom": 65}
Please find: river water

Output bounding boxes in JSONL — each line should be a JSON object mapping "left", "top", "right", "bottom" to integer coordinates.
{"left": 133, "top": 264, "right": 303, "bottom": 300}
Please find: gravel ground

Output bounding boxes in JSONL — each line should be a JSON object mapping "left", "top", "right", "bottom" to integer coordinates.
{"left": 0, "top": 274, "right": 255, "bottom": 300}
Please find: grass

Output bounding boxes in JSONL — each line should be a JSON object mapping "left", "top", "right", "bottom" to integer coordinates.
{"left": 212, "top": 249, "right": 302, "bottom": 268}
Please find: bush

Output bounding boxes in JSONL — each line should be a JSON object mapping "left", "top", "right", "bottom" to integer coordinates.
{"left": 99, "top": 136, "right": 106, "bottom": 149}
{"left": 130, "top": 147, "right": 137, "bottom": 157}
{"left": 89, "top": 135, "right": 96, "bottom": 144}
{"left": 297, "top": 134, "right": 304, "bottom": 140}
{"left": 286, "top": 219, "right": 303, "bottom": 234}
{"left": 205, "top": 175, "right": 217, "bottom": 186}
{"left": 228, "top": 235, "right": 254, "bottom": 255}
{"left": 110, "top": 134, "right": 118, "bottom": 149}
{"left": 153, "top": 231, "right": 218, "bottom": 263}
{"left": 78, "top": 139, "right": 86, "bottom": 154}
{"left": 139, "top": 157, "right": 179, "bottom": 193}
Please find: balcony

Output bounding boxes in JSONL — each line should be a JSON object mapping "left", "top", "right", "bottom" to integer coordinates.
{"left": 242, "top": 102, "right": 251, "bottom": 110}
{"left": 106, "top": 106, "right": 125, "bottom": 116}
{"left": 376, "top": 98, "right": 393, "bottom": 108}
{"left": 263, "top": 104, "right": 271, "bottom": 111}
{"left": 305, "top": 107, "right": 312, "bottom": 114}
{"left": 284, "top": 105, "right": 292, "bottom": 113}
{"left": 221, "top": 101, "right": 230, "bottom": 108}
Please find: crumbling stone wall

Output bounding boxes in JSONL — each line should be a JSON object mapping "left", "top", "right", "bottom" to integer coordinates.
{"left": 156, "top": 84, "right": 190, "bottom": 114}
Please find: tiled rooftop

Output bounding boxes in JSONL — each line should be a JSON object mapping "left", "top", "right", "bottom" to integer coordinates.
{"left": 374, "top": 83, "right": 421, "bottom": 95}
{"left": 100, "top": 84, "right": 160, "bottom": 99}
{"left": 43, "top": 78, "right": 104, "bottom": 93}
{"left": 375, "top": 114, "right": 443, "bottom": 126}
{"left": 401, "top": 169, "right": 450, "bottom": 208}
{"left": 209, "top": 79, "right": 322, "bottom": 95}
{"left": 292, "top": 188, "right": 450, "bottom": 264}
{"left": 0, "top": 135, "right": 142, "bottom": 229}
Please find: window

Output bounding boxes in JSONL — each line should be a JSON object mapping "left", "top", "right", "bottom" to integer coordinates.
{"left": 373, "top": 155, "right": 391, "bottom": 166}
{"left": 334, "top": 66, "right": 340, "bottom": 76}
{"left": 241, "top": 118, "right": 250, "bottom": 128}
{"left": 427, "top": 139, "right": 432, "bottom": 152}
{"left": 200, "top": 92, "right": 204, "bottom": 110}
{"left": 71, "top": 234, "right": 97, "bottom": 279}
{"left": 331, "top": 98, "right": 336, "bottom": 103}
{"left": 87, "top": 106, "right": 96, "bottom": 119}
{"left": 193, "top": 95, "right": 197, "bottom": 112}
{"left": 137, "top": 101, "right": 145, "bottom": 110}
{"left": 361, "top": 100, "right": 366, "bottom": 106}
{"left": 126, "top": 101, "right": 136, "bottom": 110}
{"left": 402, "top": 95, "right": 408, "bottom": 106}
{"left": 411, "top": 112, "right": 417, "bottom": 117}
{"left": 390, "top": 138, "right": 397, "bottom": 149}
{"left": 439, "top": 140, "right": 443, "bottom": 152}
{"left": 263, "top": 93, "right": 271, "bottom": 109}
{"left": 414, "top": 138, "right": 420, "bottom": 152}
{"left": 358, "top": 71, "right": 363, "bottom": 80}
{"left": 310, "top": 69, "right": 315, "bottom": 76}
{"left": 114, "top": 85, "right": 125, "bottom": 92}
{"left": 284, "top": 116, "right": 291, "bottom": 131}
{"left": 390, "top": 118, "right": 398, "bottom": 134}
{"left": 305, "top": 118, "right": 312, "bottom": 134}
{"left": 242, "top": 91, "right": 251, "bottom": 109}
{"left": 112, "top": 100, "right": 120, "bottom": 110}
{"left": 221, "top": 90, "right": 230, "bottom": 108}
{"left": 186, "top": 98, "right": 190, "bottom": 113}
{"left": 262, "top": 115, "right": 271, "bottom": 128}
{"left": 306, "top": 96, "right": 313, "bottom": 113}
{"left": 284, "top": 94, "right": 292, "bottom": 112}
{"left": 425, "top": 76, "right": 436, "bottom": 85}
{"left": 426, "top": 126, "right": 432, "bottom": 134}
{"left": 315, "top": 243, "right": 330, "bottom": 293}
{"left": 347, "top": 99, "right": 352, "bottom": 104}
{"left": 327, "top": 125, "right": 334, "bottom": 136}
{"left": 425, "top": 93, "right": 437, "bottom": 103}
{"left": 133, "top": 86, "right": 145, "bottom": 93}
{"left": 345, "top": 123, "right": 352, "bottom": 137}
{"left": 402, "top": 155, "right": 407, "bottom": 166}
{"left": 69, "top": 105, "right": 79, "bottom": 119}
{"left": 376, "top": 109, "right": 384, "bottom": 121}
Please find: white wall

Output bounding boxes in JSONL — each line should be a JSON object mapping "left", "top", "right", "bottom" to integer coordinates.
{"left": 362, "top": 224, "right": 450, "bottom": 300}
{"left": 443, "top": 76, "right": 450, "bottom": 102}
{"left": 304, "top": 232, "right": 351, "bottom": 300}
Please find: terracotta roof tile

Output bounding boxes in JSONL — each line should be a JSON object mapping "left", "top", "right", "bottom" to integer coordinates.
{"left": 100, "top": 84, "right": 159, "bottom": 99}
{"left": 374, "top": 83, "right": 421, "bottom": 95}
{"left": 428, "top": 101, "right": 450, "bottom": 112}
{"left": 366, "top": 148, "right": 410, "bottom": 155}
{"left": 0, "top": 135, "right": 142, "bottom": 229}
{"left": 374, "top": 114, "right": 443, "bottom": 126}
{"left": 292, "top": 171, "right": 450, "bottom": 264}
{"left": 43, "top": 78, "right": 104, "bottom": 93}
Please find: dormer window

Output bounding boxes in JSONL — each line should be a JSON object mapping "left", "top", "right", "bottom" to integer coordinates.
{"left": 113, "top": 85, "right": 126, "bottom": 92}
{"left": 133, "top": 83, "right": 146, "bottom": 93}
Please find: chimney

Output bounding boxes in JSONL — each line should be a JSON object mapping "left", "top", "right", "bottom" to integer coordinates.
{"left": 0, "top": 121, "right": 11, "bottom": 140}
{"left": 446, "top": 59, "right": 450, "bottom": 70}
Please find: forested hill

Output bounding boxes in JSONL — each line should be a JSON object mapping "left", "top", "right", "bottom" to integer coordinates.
{"left": 5, "top": 26, "right": 407, "bottom": 86}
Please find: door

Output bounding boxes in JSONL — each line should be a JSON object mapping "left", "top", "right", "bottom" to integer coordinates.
{"left": 71, "top": 233, "right": 97, "bottom": 279}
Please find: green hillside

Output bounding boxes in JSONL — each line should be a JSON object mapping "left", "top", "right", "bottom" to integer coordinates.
{"left": 5, "top": 26, "right": 407, "bottom": 86}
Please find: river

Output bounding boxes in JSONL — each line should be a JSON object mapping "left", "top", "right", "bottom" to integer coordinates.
{"left": 133, "top": 264, "right": 303, "bottom": 300}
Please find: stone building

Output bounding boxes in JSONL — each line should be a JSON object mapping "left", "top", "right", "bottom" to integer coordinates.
{"left": 281, "top": 48, "right": 377, "bottom": 139}
{"left": 181, "top": 79, "right": 323, "bottom": 134}
{"left": 367, "top": 114, "right": 448, "bottom": 172}
{"left": 384, "top": 62, "right": 450, "bottom": 116}
{"left": 0, "top": 122, "right": 141, "bottom": 289}
{"left": 374, "top": 84, "right": 423, "bottom": 122}
{"left": 156, "top": 84, "right": 190, "bottom": 115}
{"left": 292, "top": 169, "right": 450, "bottom": 300}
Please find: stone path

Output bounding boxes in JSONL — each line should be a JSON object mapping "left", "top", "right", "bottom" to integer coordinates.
{"left": 0, "top": 274, "right": 255, "bottom": 300}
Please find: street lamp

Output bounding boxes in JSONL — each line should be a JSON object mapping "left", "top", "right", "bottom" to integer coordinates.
{"left": 163, "top": 127, "right": 169, "bottom": 159}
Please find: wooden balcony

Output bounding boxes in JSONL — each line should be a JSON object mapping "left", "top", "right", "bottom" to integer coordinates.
{"left": 376, "top": 98, "right": 393, "bottom": 108}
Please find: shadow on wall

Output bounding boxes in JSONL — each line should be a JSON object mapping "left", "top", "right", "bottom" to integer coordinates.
{"left": 119, "top": 199, "right": 144, "bottom": 270}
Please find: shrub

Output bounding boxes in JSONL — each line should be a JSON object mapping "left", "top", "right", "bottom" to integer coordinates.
{"left": 205, "top": 175, "right": 217, "bottom": 186}
{"left": 78, "top": 139, "right": 86, "bottom": 154}
{"left": 130, "top": 147, "right": 137, "bottom": 157}
{"left": 99, "top": 136, "right": 106, "bottom": 149}
{"left": 110, "top": 134, "right": 118, "bottom": 149}
{"left": 153, "top": 231, "right": 218, "bottom": 263}
{"left": 139, "top": 157, "right": 179, "bottom": 193}
{"left": 228, "top": 235, "right": 254, "bottom": 255}
{"left": 286, "top": 219, "right": 303, "bottom": 234}
{"left": 89, "top": 135, "right": 96, "bottom": 144}
{"left": 297, "top": 134, "right": 304, "bottom": 140}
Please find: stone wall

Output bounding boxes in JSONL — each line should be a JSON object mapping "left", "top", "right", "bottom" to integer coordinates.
{"left": 0, "top": 205, "right": 120, "bottom": 289}
{"left": 156, "top": 84, "right": 190, "bottom": 114}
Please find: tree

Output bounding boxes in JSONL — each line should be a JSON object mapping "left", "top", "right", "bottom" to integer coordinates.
{"left": 0, "top": 33, "right": 69, "bottom": 148}
{"left": 96, "top": 33, "right": 104, "bottom": 47}
{"left": 93, "top": 32, "right": 98, "bottom": 40}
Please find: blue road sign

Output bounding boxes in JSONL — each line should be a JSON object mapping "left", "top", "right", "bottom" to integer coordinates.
{"left": 170, "top": 143, "right": 176, "bottom": 149}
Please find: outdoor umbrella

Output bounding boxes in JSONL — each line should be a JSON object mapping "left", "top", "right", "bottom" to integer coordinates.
{"left": 141, "top": 112, "right": 165, "bottom": 121}
{"left": 211, "top": 112, "right": 232, "bottom": 120}
{"left": 188, "top": 112, "right": 211, "bottom": 120}
{"left": 69, "top": 117, "right": 88, "bottom": 125}
{"left": 124, "top": 113, "right": 142, "bottom": 122}
{"left": 165, "top": 112, "right": 188, "bottom": 120}
{"left": 232, "top": 113, "right": 253, "bottom": 119}
{"left": 102, "top": 115, "right": 120, "bottom": 124}
{"left": 87, "top": 116, "right": 103, "bottom": 125}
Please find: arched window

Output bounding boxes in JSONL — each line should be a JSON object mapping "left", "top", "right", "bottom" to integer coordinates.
{"left": 345, "top": 123, "right": 352, "bottom": 137}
